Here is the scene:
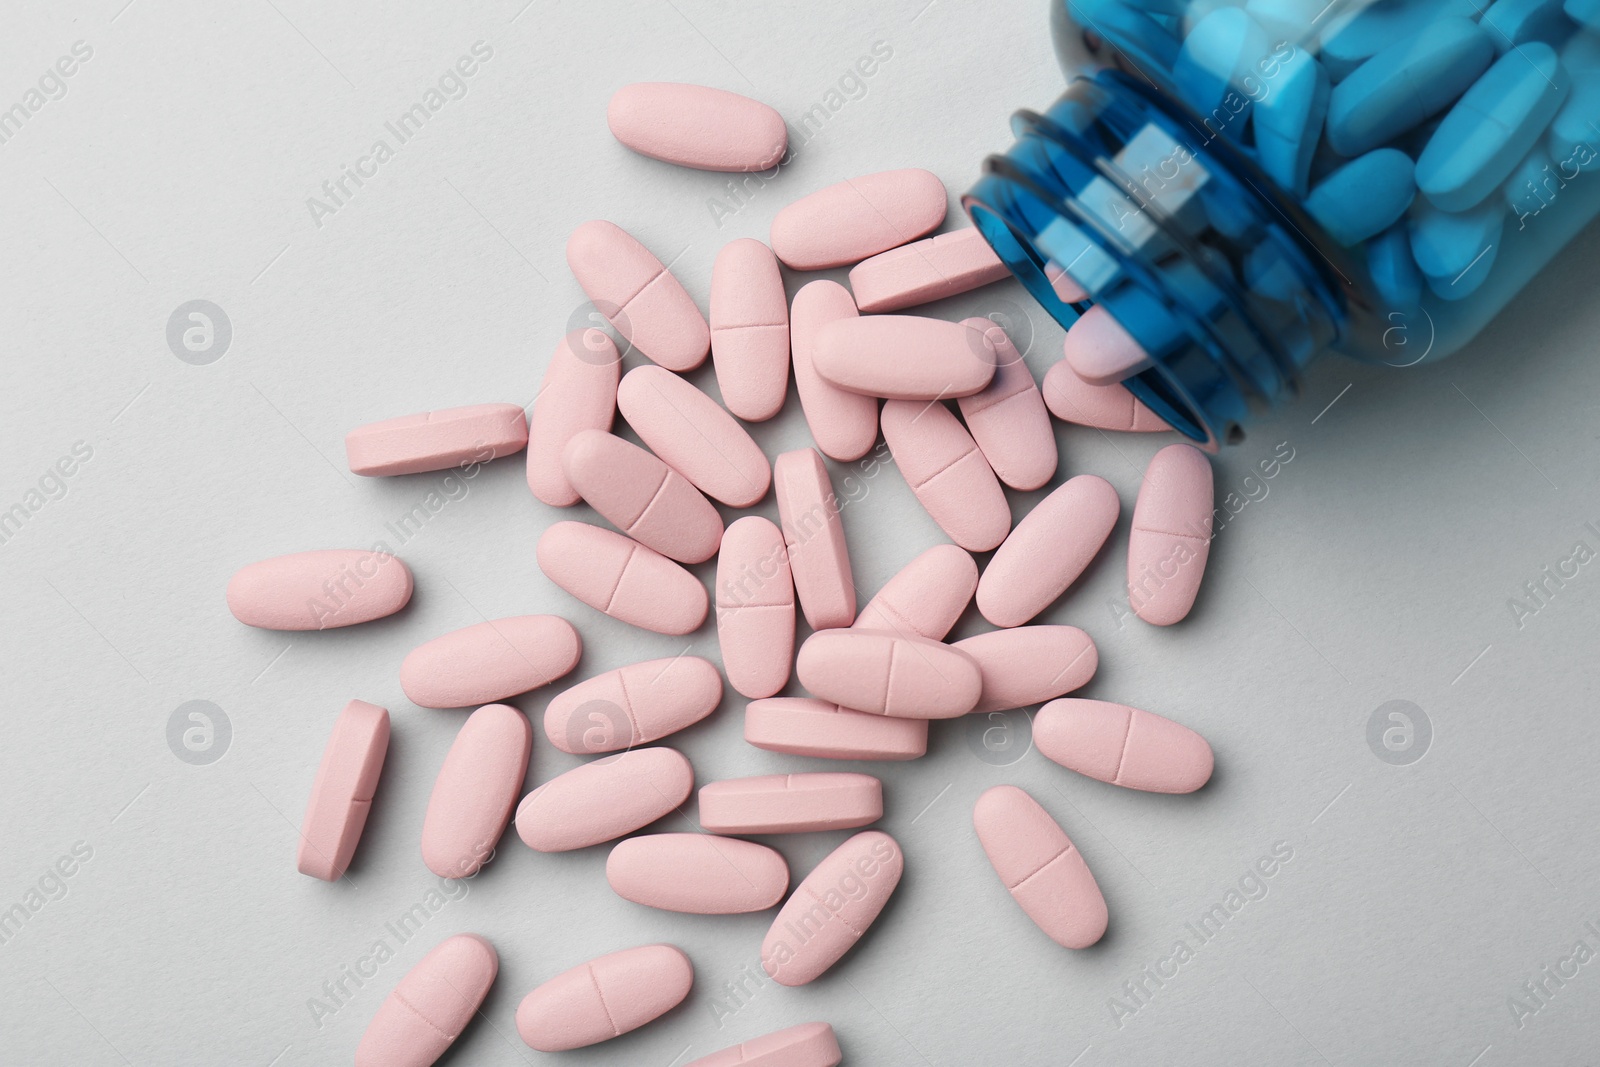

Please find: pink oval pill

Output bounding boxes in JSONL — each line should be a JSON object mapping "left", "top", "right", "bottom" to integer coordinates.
{"left": 762, "top": 831, "right": 904, "bottom": 986}
{"left": 699, "top": 773, "right": 882, "bottom": 834}
{"left": 537, "top": 521, "right": 708, "bottom": 635}
{"left": 1035, "top": 698, "right": 1214, "bottom": 793}
{"left": 516, "top": 944, "right": 693, "bottom": 1052}
{"left": 567, "top": 220, "right": 710, "bottom": 372}
{"left": 1042, "top": 357, "right": 1169, "bottom": 432}
{"left": 848, "top": 227, "right": 1010, "bottom": 313}
{"left": 1044, "top": 259, "right": 1089, "bottom": 303}
{"left": 790, "top": 281, "right": 879, "bottom": 461}
{"left": 355, "top": 933, "right": 497, "bottom": 1067}
{"left": 608, "top": 82, "right": 787, "bottom": 172}
{"left": 880, "top": 399, "right": 1011, "bottom": 553}
{"left": 716, "top": 516, "right": 795, "bottom": 699}
{"left": 618, "top": 365, "right": 771, "bottom": 507}
{"left": 977, "top": 474, "right": 1120, "bottom": 628}
{"left": 771, "top": 169, "right": 947, "bottom": 270}
{"left": 956, "top": 319, "right": 1058, "bottom": 491}
{"left": 774, "top": 449, "right": 857, "bottom": 630}
{"left": 1129, "top": 443, "right": 1214, "bottom": 625}
{"left": 814, "top": 315, "right": 996, "bottom": 400}
{"left": 607, "top": 833, "right": 789, "bottom": 913}
{"left": 421, "top": 703, "right": 530, "bottom": 878}
{"left": 515, "top": 747, "right": 693, "bottom": 852}
{"left": 687, "top": 1021, "right": 843, "bottom": 1067}
{"left": 1063, "top": 304, "right": 1151, "bottom": 385}
{"left": 711, "top": 238, "right": 790, "bottom": 421}
{"left": 563, "top": 429, "right": 723, "bottom": 564}
{"left": 544, "top": 655, "right": 722, "bottom": 755}
{"left": 226, "top": 548, "right": 413, "bottom": 631}
{"left": 400, "top": 615, "right": 582, "bottom": 709}
{"left": 297, "top": 699, "right": 389, "bottom": 881}
{"left": 345, "top": 403, "right": 527, "bottom": 477}
{"left": 853, "top": 543, "right": 977, "bottom": 641}
{"left": 973, "top": 785, "right": 1107, "bottom": 949}
{"left": 528, "top": 329, "right": 622, "bottom": 507}
{"left": 745, "top": 697, "right": 928, "bottom": 761}
{"left": 796, "top": 629, "right": 982, "bottom": 719}
{"left": 954, "top": 626, "right": 1098, "bottom": 714}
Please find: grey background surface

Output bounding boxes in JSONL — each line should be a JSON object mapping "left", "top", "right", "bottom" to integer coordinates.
{"left": 2, "top": 1, "right": 1597, "bottom": 1064}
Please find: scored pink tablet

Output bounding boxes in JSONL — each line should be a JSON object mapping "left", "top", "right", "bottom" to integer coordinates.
{"left": 773, "top": 449, "right": 857, "bottom": 630}
{"left": 227, "top": 548, "right": 413, "bottom": 631}
{"left": 515, "top": 747, "right": 693, "bottom": 852}
{"left": 346, "top": 403, "right": 528, "bottom": 477}
{"left": 1041, "top": 357, "right": 1169, "bottom": 432}
{"left": 711, "top": 238, "right": 790, "bottom": 421}
{"left": 716, "top": 516, "right": 795, "bottom": 699}
{"left": 1129, "top": 443, "right": 1214, "bottom": 626}
{"left": 607, "top": 83, "right": 787, "bottom": 172}
{"left": 771, "top": 169, "right": 947, "bottom": 270}
{"left": 543, "top": 656, "right": 722, "bottom": 755}
{"left": 685, "top": 1021, "right": 843, "bottom": 1067}
{"left": 400, "top": 615, "right": 581, "bottom": 709}
{"left": 953, "top": 626, "right": 1099, "bottom": 714}
{"left": 745, "top": 698, "right": 929, "bottom": 761}
{"left": 617, "top": 365, "right": 771, "bottom": 508}
{"left": 977, "top": 474, "right": 1120, "bottom": 628}
{"left": 1034, "top": 698, "right": 1214, "bottom": 793}
{"left": 880, "top": 399, "right": 1011, "bottom": 553}
{"left": 607, "top": 833, "right": 789, "bottom": 913}
{"left": 956, "top": 318, "right": 1057, "bottom": 491}
{"left": 698, "top": 773, "right": 883, "bottom": 834}
{"left": 537, "top": 521, "right": 708, "bottom": 636}
{"left": 420, "top": 704, "right": 530, "bottom": 879}
{"left": 796, "top": 629, "right": 982, "bottom": 719}
{"left": 355, "top": 933, "right": 498, "bottom": 1067}
{"left": 852, "top": 543, "right": 978, "bottom": 641}
{"left": 789, "top": 280, "right": 879, "bottom": 461}
{"left": 848, "top": 227, "right": 1010, "bottom": 312}
{"left": 562, "top": 430, "right": 724, "bottom": 564}
{"left": 527, "top": 329, "right": 622, "bottom": 507}
{"left": 812, "top": 315, "right": 996, "bottom": 400}
{"left": 973, "top": 785, "right": 1107, "bottom": 949}
{"left": 516, "top": 944, "right": 693, "bottom": 1052}
{"left": 567, "top": 220, "right": 710, "bottom": 372}
{"left": 762, "top": 831, "right": 904, "bottom": 985}
{"left": 297, "top": 699, "right": 390, "bottom": 881}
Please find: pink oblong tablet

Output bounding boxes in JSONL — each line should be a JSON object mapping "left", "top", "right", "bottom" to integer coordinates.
{"left": 567, "top": 220, "right": 710, "bottom": 372}
{"left": 848, "top": 228, "right": 1010, "bottom": 312}
{"left": 711, "top": 239, "right": 790, "bottom": 421}
{"left": 1035, "top": 698, "right": 1214, "bottom": 793}
{"left": 771, "top": 169, "right": 947, "bottom": 270}
{"left": 956, "top": 319, "right": 1057, "bottom": 491}
{"left": 796, "top": 628, "right": 982, "bottom": 719}
{"left": 977, "top": 475, "right": 1120, "bottom": 628}
{"left": 563, "top": 429, "right": 723, "bottom": 564}
{"left": 400, "top": 615, "right": 581, "bottom": 709}
{"left": 973, "top": 785, "right": 1107, "bottom": 949}
{"left": 774, "top": 449, "right": 857, "bottom": 630}
{"left": 716, "top": 516, "right": 795, "bottom": 699}
{"left": 1064, "top": 304, "right": 1152, "bottom": 385}
{"left": 699, "top": 773, "right": 882, "bottom": 834}
{"left": 954, "top": 626, "right": 1098, "bottom": 714}
{"left": 1044, "top": 259, "right": 1089, "bottom": 303}
{"left": 528, "top": 329, "right": 622, "bottom": 507}
{"left": 607, "top": 833, "right": 789, "bottom": 913}
{"left": 1129, "top": 444, "right": 1214, "bottom": 625}
{"left": 745, "top": 698, "right": 928, "bottom": 761}
{"left": 226, "top": 548, "right": 413, "bottom": 631}
{"left": 617, "top": 365, "right": 771, "bottom": 507}
{"left": 544, "top": 656, "right": 722, "bottom": 755}
{"left": 853, "top": 543, "right": 977, "bottom": 641}
{"left": 880, "top": 399, "right": 1010, "bottom": 553}
{"left": 421, "top": 704, "right": 530, "bottom": 878}
{"left": 790, "top": 281, "right": 878, "bottom": 461}
{"left": 297, "top": 699, "right": 390, "bottom": 881}
{"left": 762, "top": 831, "right": 904, "bottom": 986}
{"left": 346, "top": 403, "right": 528, "bottom": 477}
{"left": 814, "top": 315, "right": 996, "bottom": 400}
{"left": 515, "top": 747, "right": 693, "bottom": 852}
{"left": 537, "top": 521, "right": 708, "bottom": 636}
{"left": 687, "top": 1021, "right": 842, "bottom": 1067}
{"left": 608, "top": 82, "right": 786, "bottom": 172}
{"left": 1042, "top": 357, "right": 1169, "bottom": 432}
{"left": 516, "top": 944, "right": 693, "bottom": 1052}
{"left": 356, "top": 933, "right": 497, "bottom": 1067}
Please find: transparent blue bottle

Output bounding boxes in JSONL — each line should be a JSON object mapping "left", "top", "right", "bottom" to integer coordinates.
{"left": 965, "top": 0, "right": 1600, "bottom": 448}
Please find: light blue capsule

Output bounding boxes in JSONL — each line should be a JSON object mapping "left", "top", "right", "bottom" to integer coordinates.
{"left": 1503, "top": 146, "right": 1561, "bottom": 219}
{"left": 1481, "top": 0, "right": 1577, "bottom": 52}
{"left": 1545, "top": 68, "right": 1600, "bottom": 160}
{"left": 1172, "top": 8, "right": 1271, "bottom": 137}
{"left": 1408, "top": 199, "right": 1503, "bottom": 299}
{"left": 1318, "top": 0, "right": 1481, "bottom": 81}
{"left": 1366, "top": 223, "right": 1423, "bottom": 308}
{"left": 1254, "top": 47, "right": 1329, "bottom": 195}
{"left": 1565, "top": 0, "right": 1600, "bottom": 31}
{"left": 1305, "top": 148, "right": 1417, "bottom": 246}
{"left": 1067, "top": 0, "right": 1183, "bottom": 72}
{"left": 1244, "top": 0, "right": 1324, "bottom": 45}
{"left": 1561, "top": 25, "right": 1600, "bottom": 71}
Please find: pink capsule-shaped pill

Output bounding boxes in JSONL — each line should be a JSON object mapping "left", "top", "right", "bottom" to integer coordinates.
{"left": 1129, "top": 443, "right": 1214, "bottom": 625}
{"left": 544, "top": 656, "right": 722, "bottom": 755}
{"left": 400, "top": 615, "right": 582, "bottom": 709}
{"left": 226, "top": 548, "right": 413, "bottom": 631}
{"left": 607, "top": 82, "right": 787, "bottom": 172}
{"left": 796, "top": 629, "right": 982, "bottom": 719}
{"left": 537, "top": 521, "right": 708, "bottom": 635}
{"left": 716, "top": 516, "right": 795, "bottom": 699}
{"left": 1044, "top": 259, "right": 1089, "bottom": 303}
{"left": 954, "top": 626, "right": 1098, "bottom": 714}
{"left": 686, "top": 1021, "right": 843, "bottom": 1067}
{"left": 1042, "top": 357, "right": 1169, "bottom": 432}
{"left": 771, "top": 169, "right": 947, "bottom": 270}
{"left": 956, "top": 319, "right": 1058, "bottom": 491}
{"left": 880, "top": 399, "right": 1011, "bottom": 553}
{"left": 1064, "top": 304, "right": 1152, "bottom": 385}
{"left": 515, "top": 747, "right": 693, "bottom": 852}
{"left": 516, "top": 944, "right": 693, "bottom": 1052}
{"left": 711, "top": 238, "right": 790, "bottom": 422}
{"left": 562, "top": 430, "right": 723, "bottom": 564}
{"left": 345, "top": 403, "right": 528, "bottom": 477}
{"left": 297, "top": 699, "right": 389, "bottom": 881}
{"left": 773, "top": 448, "right": 857, "bottom": 630}
{"left": 977, "top": 474, "right": 1120, "bottom": 628}
{"left": 853, "top": 543, "right": 977, "bottom": 641}
{"left": 699, "top": 773, "right": 882, "bottom": 834}
{"left": 567, "top": 220, "right": 710, "bottom": 372}
{"left": 813, "top": 315, "right": 996, "bottom": 400}
{"left": 421, "top": 703, "right": 530, "bottom": 878}
{"left": 762, "top": 831, "right": 904, "bottom": 985}
{"left": 1035, "top": 698, "right": 1214, "bottom": 793}
{"left": 607, "top": 833, "right": 789, "bottom": 913}
{"left": 790, "top": 280, "right": 879, "bottom": 462}
{"left": 848, "top": 227, "right": 1011, "bottom": 313}
{"left": 745, "top": 697, "right": 928, "bottom": 761}
{"left": 617, "top": 365, "right": 771, "bottom": 507}
{"left": 355, "top": 933, "right": 497, "bottom": 1067}
{"left": 973, "top": 785, "right": 1107, "bottom": 949}
{"left": 528, "top": 329, "right": 622, "bottom": 507}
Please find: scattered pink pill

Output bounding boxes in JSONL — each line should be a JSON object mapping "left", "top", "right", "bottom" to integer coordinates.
{"left": 711, "top": 238, "right": 790, "bottom": 422}
{"left": 977, "top": 474, "right": 1120, "bottom": 628}
{"left": 516, "top": 944, "right": 693, "bottom": 1052}
{"left": 567, "top": 220, "right": 710, "bottom": 372}
{"left": 789, "top": 281, "right": 879, "bottom": 461}
{"left": 400, "top": 615, "right": 581, "bottom": 709}
{"left": 226, "top": 548, "right": 413, "bottom": 631}
{"left": 973, "top": 785, "right": 1107, "bottom": 950}
{"left": 537, "top": 520, "right": 708, "bottom": 635}
{"left": 345, "top": 403, "right": 528, "bottom": 477}
{"left": 813, "top": 315, "right": 996, "bottom": 400}
{"left": 762, "top": 831, "right": 904, "bottom": 986}
{"left": 617, "top": 364, "right": 771, "bottom": 507}
{"left": 699, "top": 773, "right": 883, "bottom": 835}
{"left": 848, "top": 227, "right": 1011, "bottom": 312}
{"left": 853, "top": 543, "right": 978, "bottom": 641}
{"left": 543, "top": 655, "right": 722, "bottom": 755}
{"left": 527, "top": 329, "right": 621, "bottom": 507}
{"left": 796, "top": 628, "right": 983, "bottom": 719}
{"left": 1043, "top": 259, "right": 1089, "bottom": 304}
{"left": 686, "top": 1021, "right": 843, "bottom": 1067}
{"left": 771, "top": 168, "right": 947, "bottom": 270}
{"left": 607, "top": 833, "right": 789, "bottom": 913}
{"left": 745, "top": 697, "right": 929, "bottom": 761}
{"left": 1129, "top": 443, "right": 1214, "bottom": 626}
{"left": 562, "top": 429, "right": 723, "bottom": 564}
{"left": 773, "top": 448, "right": 857, "bottom": 631}
{"left": 956, "top": 318, "right": 1058, "bottom": 491}
{"left": 716, "top": 516, "right": 795, "bottom": 699}
{"left": 297, "top": 699, "right": 389, "bottom": 882}
{"left": 1041, "top": 356, "right": 1170, "bottom": 432}
{"left": 515, "top": 747, "right": 693, "bottom": 852}
{"left": 1063, "top": 304, "right": 1151, "bottom": 385}
{"left": 880, "top": 399, "right": 1011, "bottom": 553}
{"left": 420, "top": 703, "right": 530, "bottom": 879}
{"left": 607, "top": 82, "right": 787, "bottom": 172}
{"left": 355, "top": 933, "right": 497, "bottom": 1067}
{"left": 1034, "top": 698, "right": 1214, "bottom": 793}
{"left": 954, "top": 625, "right": 1099, "bottom": 714}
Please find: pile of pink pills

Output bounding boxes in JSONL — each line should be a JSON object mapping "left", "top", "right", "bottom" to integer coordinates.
{"left": 226, "top": 80, "right": 1223, "bottom": 1066}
